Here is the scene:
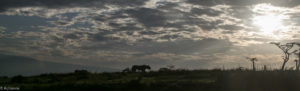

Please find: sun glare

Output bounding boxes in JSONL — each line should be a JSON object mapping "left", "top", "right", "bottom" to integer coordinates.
{"left": 253, "top": 14, "right": 284, "bottom": 34}
{"left": 252, "top": 4, "right": 288, "bottom": 38}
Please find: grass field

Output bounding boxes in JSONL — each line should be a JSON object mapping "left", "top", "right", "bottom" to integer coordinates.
{"left": 1, "top": 70, "right": 300, "bottom": 91}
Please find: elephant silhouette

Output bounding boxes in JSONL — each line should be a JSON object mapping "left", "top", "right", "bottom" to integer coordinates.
{"left": 131, "top": 65, "right": 151, "bottom": 72}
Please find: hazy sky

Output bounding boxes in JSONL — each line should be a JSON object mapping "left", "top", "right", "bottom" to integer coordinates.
{"left": 1, "top": 0, "right": 300, "bottom": 74}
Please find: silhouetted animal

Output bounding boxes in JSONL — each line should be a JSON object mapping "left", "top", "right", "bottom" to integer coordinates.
{"left": 131, "top": 65, "right": 151, "bottom": 72}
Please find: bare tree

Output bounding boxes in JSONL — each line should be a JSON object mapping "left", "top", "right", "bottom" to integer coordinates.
{"left": 292, "top": 43, "right": 300, "bottom": 71}
{"left": 294, "top": 59, "right": 299, "bottom": 70}
{"left": 270, "top": 42, "right": 295, "bottom": 71}
{"left": 246, "top": 57, "right": 258, "bottom": 71}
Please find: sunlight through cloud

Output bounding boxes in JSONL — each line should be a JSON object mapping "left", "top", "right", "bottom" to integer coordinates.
{"left": 252, "top": 3, "right": 289, "bottom": 39}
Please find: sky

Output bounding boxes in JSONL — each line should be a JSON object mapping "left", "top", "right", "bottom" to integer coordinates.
{"left": 1, "top": 0, "right": 300, "bottom": 75}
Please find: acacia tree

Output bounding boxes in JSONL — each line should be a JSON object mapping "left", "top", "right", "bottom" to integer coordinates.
{"left": 270, "top": 42, "right": 295, "bottom": 71}
{"left": 246, "top": 57, "right": 258, "bottom": 71}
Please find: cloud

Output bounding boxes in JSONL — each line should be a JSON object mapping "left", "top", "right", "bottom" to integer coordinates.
{"left": 186, "top": 0, "right": 300, "bottom": 7}
{"left": 2, "top": 0, "right": 300, "bottom": 72}
{"left": 126, "top": 8, "right": 166, "bottom": 27}
{"left": 186, "top": 0, "right": 223, "bottom": 6}
{"left": 0, "top": 0, "right": 246, "bottom": 45}
{"left": 0, "top": 0, "right": 148, "bottom": 12}
{"left": 219, "top": 25, "right": 244, "bottom": 31}
{"left": 190, "top": 8, "right": 222, "bottom": 16}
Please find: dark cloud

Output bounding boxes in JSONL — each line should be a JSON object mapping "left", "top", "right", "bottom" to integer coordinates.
{"left": 139, "top": 30, "right": 163, "bottom": 35}
{"left": 0, "top": 0, "right": 148, "bottom": 12}
{"left": 126, "top": 8, "right": 166, "bottom": 27}
{"left": 229, "top": 6, "right": 254, "bottom": 19}
{"left": 160, "top": 35, "right": 181, "bottom": 40}
{"left": 157, "top": 2, "right": 179, "bottom": 9}
{"left": 198, "top": 20, "right": 224, "bottom": 30}
{"left": 91, "top": 31, "right": 121, "bottom": 42}
{"left": 186, "top": 0, "right": 224, "bottom": 6}
{"left": 152, "top": 4, "right": 225, "bottom": 31}
{"left": 219, "top": 25, "right": 244, "bottom": 31}
{"left": 186, "top": 0, "right": 300, "bottom": 7}
{"left": 89, "top": 1, "right": 226, "bottom": 32}
{"left": 223, "top": 0, "right": 262, "bottom": 6}
{"left": 118, "top": 24, "right": 143, "bottom": 31}
{"left": 191, "top": 8, "right": 222, "bottom": 17}
{"left": 63, "top": 32, "right": 85, "bottom": 39}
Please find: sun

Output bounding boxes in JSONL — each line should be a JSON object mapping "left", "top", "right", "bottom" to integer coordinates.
{"left": 252, "top": 3, "right": 288, "bottom": 38}
{"left": 253, "top": 14, "right": 285, "bottom": 34}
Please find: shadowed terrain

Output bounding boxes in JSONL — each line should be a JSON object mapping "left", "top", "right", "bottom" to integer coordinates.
{"left": 2, "top": 70, "right": 300, "bottom": 91}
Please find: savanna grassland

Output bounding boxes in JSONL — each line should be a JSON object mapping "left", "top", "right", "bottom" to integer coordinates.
{"left": 1, "top": 70, "right": 300, "bottom": 91}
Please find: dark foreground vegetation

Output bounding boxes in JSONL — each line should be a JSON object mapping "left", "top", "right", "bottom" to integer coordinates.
{"left": 2, "top": 69, "right": 300, "bottom": 91}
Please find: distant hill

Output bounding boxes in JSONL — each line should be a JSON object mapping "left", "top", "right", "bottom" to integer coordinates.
{"left": 0, "top": 54, "right": 117, "bottom": 76}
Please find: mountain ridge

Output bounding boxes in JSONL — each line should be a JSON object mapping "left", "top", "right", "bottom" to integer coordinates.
{"left": 0, "top": 54, "right": 117, "bottom": 76}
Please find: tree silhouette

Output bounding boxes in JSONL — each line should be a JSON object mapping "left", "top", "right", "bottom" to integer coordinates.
{"left": 292, "top": 43, "right": 300, "bottom": 71}
{"left": 246, "top": 57, "right": 258, "bottom": 71}
{"left": 294, "top": 59, "right": 299, "bottom": 71}
{"left": 270, "top": 42, "right": 295, "bottom": 71}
